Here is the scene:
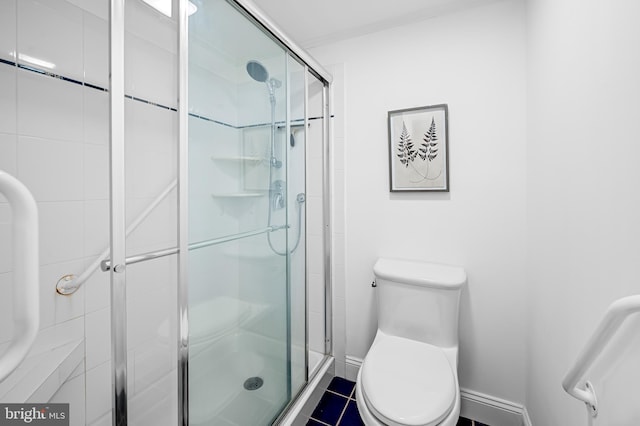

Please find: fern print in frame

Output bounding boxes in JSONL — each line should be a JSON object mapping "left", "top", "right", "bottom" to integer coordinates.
{"left": 396, "top": 121, "right": 417, "bottom": 167}
{"left": 388, "top": 104, "right": 449, "bottom": 192}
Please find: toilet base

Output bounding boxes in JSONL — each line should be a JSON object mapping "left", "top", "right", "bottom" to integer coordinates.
{"left": 355, "top": 368, "right": 460, "bottom": 426}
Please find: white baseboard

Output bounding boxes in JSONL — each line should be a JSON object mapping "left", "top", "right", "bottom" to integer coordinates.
{"left": 459, "top": 388, "right": 528, "bottom": 426}
{"left": 345, "top": 355, "right": 362, "bottom": 382}
{"left": 343, "top": 356, "right": 531, "bottom": 426}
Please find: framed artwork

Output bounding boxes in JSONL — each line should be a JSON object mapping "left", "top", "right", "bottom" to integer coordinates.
{"left": 388, "top": 104, "right": 449, "bottom": 192}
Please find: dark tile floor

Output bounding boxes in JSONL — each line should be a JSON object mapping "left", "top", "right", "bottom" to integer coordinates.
{"left": 307, "top": 377, "right": 490, "bottom": 426}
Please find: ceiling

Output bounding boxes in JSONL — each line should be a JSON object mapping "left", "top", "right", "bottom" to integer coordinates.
{"left": 251, "top": 0, "right": 504, "bottom": 48}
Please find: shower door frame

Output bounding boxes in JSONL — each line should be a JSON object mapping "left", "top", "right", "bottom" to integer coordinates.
{"left": 108, "top": 1, "right": 128, "bottom": 425}
{"left": 176, "top": 0, "right": 333, "bottom": 424}
{"left": 106, "top": 0, "right": 331, "bottom": 425}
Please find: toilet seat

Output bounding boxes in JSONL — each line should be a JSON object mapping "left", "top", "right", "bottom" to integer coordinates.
{"left": 361, "top": 333, "right": 456, "bottom": 426}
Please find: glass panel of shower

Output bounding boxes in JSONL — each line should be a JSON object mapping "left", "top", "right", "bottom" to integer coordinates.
{"left": 0, "top": 0, "right": 182, "bottom": 424}
{"left": 0, "top": 1, "right": 114, "bottom": 424}
{"left": 188, "top": 1, "right": 307, "bottom": 423}
{"left": 122, "top": 1, "right": 180, "bottom": 424}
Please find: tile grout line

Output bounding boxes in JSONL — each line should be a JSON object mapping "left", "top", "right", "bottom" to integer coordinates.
{"left": 326, "top": 389, "right": 351, "bottom": 399}
{"left": 349, "top": 385, "right": 356, "bottom": 401}
{"left": 0, "top": 55, "right": 332, "bottom": 129}
{"left": 308, "top": 416, "right": 332, "bottom": 426}
{"left": 334, "top": 394, "right": 350, "bottom": 426}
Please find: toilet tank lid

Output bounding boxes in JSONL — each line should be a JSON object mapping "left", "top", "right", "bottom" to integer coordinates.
{"left": 374, "top": 258, "right": 466, "bottom": 289}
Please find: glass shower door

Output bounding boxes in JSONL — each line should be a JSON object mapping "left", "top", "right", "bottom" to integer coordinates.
{"left": 187, "top": 0, "right": 306, "bottom": 424}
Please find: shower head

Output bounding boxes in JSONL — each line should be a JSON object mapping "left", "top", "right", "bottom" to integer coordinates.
{"left": 246, "top": 60, "right": 269, "bottom": 83}
{"left": 247, "top": 59, "right": 282, "bottom": 169}
{"left": 246, "top": 60, "right": 281, "bottom": 93}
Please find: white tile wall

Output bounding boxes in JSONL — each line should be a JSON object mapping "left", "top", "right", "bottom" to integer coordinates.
{"left": 37, "top": 264, "right": 57, "bottom": 331}
{"left": 306, "top": 159, "right": 324, "bottom": 198}
{"left": 83, "top": 88, "right": 109, "bottom": 146}
{"left": 305, "top": 196, "right": 324, "bottom": 236}
{"left": 65, "top": 0, "right": 107, "bottom": 21}
{"left": 17, "top": 136, "right": 84, "bottom": 202}
{"left": 124, "top": 99, "right": 178, "bottom": 200}
{"left": 0, "top": 65, "right": 17, "bottom": 135}
{"left": 38, "top": 201, "right": 84, "bottom": 265}
{"left": 0, "top": 133, "right": 17, "bottom": 175}
{"left": 189, "top": 63, "right": 240, "bottom": 127}
{"left": 125, "top": 0, "right": 177, "bottom": 55}
{"left": 0, "top": 204, "right": 12, "bottom": 273}
{"left": 0, "top": 0, "right": 16, "bottom": 62}
{"left": 88, "top": 412, "right": 111, "bottom": 426}
{"left": 83, "top": 144, "right": 109, "bottom": 201}
{"left": 82, "top": 200, "right": 109, "bottom": 258}
{"left": 85, "top": 308, "right": 110, "bottom": 371}
{"left": 0, "top": 272, "right": 14, "bottom": 343}
{"left": 17, "top": 70, "right": 84, "bottom": 142}
{"left": 0, "top": 133, "right": 17, "bottom": 199}
{"left": 68, "top": 361, "right": 84, "bottom": 381}
{"left": 308, "top": 272, "right": 325, "bottom": 314}
{"left": 50, "top": 373, "right": 86, "bottom": 426}
{"left": 307, "top": 235, "right": 324, "bottom": 276}
{"left": 85, "top": 362, "right": 111, "bottom": 424}
{"left": 309, "top": 311, "right": 326, "bottom": 352}
{"left": 306, "top": 122, "right": 323, "bottom": 161}
{"left": 17, "top": 0, "right": 84, "bottom": 81}
{"left": 125, "top": 33, "right": 178, "bottom": 108}
{"left": 83, "top": 255, "right": 110, "bottom": 314}
{"left": 125, "top": 197, "right": 177, "bottom": 254}
{"left": 83, "top": 13, "right": 108, "bottom": 88}
{"left": 38, "top": 317, "right": 84, "bottom": 350}
{"left": 131, "top": 341, "right": 173, "bottom": 393}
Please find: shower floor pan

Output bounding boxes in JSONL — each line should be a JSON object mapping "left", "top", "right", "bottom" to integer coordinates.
{"left": 190, "top": 330, "right": 289, "bottom": 426}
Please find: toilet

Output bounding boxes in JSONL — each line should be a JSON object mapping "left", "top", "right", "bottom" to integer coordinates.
{"left": 356, "top": 258, "right": 467, "bottom": 426}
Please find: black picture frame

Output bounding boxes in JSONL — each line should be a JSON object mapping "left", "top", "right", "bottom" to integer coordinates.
{"left": 388, "top": 104, "right": 449, "bottom": 192}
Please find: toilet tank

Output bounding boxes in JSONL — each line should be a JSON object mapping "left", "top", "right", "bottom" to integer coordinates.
{"left": 373, "top": 258, "right": 466, "bottom": 348}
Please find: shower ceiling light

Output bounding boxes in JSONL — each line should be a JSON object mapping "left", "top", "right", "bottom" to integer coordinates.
{"left": 10, "top": 52, "right": 56, "bottom": 69}
{"left": 142, "top": 0, "right": 197, "bottom": 17}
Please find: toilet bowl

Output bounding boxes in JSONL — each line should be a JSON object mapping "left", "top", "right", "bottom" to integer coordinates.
{"left": 356, "top": 259, "right": 466, "bottom": 426}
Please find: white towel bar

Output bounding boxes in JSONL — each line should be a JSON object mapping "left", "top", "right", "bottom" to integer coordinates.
{"left": 562, "top": 294, "right": 640, "bottom": 417}
{"left": 0, "top": 170, "right": 39, "bottom": 383}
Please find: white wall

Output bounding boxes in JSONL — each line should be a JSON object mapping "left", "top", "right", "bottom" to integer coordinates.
{"left": 526, "top": 0, "right": 640, "bottom": 423}
{"left": 310, "top": 0, "right": 528, "bottom": 402}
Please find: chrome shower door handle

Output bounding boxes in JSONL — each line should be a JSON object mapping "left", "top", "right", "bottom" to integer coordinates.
{"left": 0, "top": 170, "right": 39, "bottom": 383}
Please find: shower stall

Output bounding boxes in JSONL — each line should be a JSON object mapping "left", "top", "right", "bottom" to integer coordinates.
{"left": 0, "top": 0, "right": 332, "bottom": 425}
